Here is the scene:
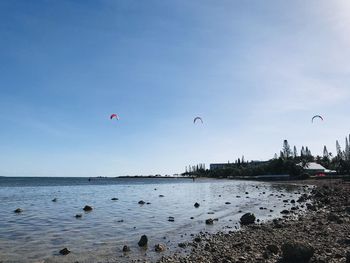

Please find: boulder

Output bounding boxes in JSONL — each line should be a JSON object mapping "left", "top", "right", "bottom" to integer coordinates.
{"left": 75, "top": 214, "right": 82, "bottom": 218}
{"left": 59, "top": 248, "right": 70, "bottom": 255}
{"left": 168, "top": 216, "right": 175, "bottom": 222}
{"left": 138, "top": 200, "right": 145, "bottom": 205}
{"left": 83, "top": 205, "right": 93, "bottom": 211}
{"left": 52, "top": 198, "right": 57, "bottom": 202}
{"left": 281, "top": 242, "right": 314, "bottom": 262}
{"left": 154, "top": 243, "right": 166, "bottom": 252}
{"left": 159, "top": 195, "right": 164, "bottom": 197}
{"left": 240, "top": 213, "right": 256, "bottom": 225}
{"left": 266, "top": 244, "right": 279, "bottom": 254}
{"left": 111, "top": 198, "right": 118, "bottom": 201}
{"left": 138, "top": 235, "right": 148, "bottom": 247}
{"left": 194, "top": 202, "right": 200, "bottom": 208}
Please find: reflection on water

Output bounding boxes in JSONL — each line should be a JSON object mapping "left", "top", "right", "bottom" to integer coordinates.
{"left": 0, "top": 177, "right": 311, "bottom": 262}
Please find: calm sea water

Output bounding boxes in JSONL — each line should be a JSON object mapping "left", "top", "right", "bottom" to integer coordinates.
{"left": 0, "top": 177, "right": 310, "bottom": 262}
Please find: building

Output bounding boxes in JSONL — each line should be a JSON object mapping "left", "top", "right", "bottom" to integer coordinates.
{"left": 298, "top": 162, "right": 336, "bottom": 175}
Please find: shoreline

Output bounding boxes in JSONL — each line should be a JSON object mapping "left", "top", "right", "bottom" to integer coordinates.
{"left": 158, "top": 179, "right": 350, "bottom": 263}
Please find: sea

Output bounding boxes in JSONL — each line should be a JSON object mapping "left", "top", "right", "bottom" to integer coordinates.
{"left": 0, "top": 177, "right": 311, "bottom": 262}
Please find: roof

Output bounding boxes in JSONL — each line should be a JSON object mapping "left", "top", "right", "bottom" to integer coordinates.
{"left": 299, "top": 162, "right": 326, "bottom": 170}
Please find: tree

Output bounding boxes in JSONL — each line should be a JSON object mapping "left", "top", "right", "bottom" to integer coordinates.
{"left": 336, "top": 140, "right": 342, "bottom": 158}
{"left": 282, "top": 140, "right": 292, "bottom": 159}
{"left": 274, "top": 153, "right": 278, "bottom": 159}
{"left": 293, "top": 146, "right": 298, "bottom": 158}
{"left": 323, "top": 145, "right": 329, "bottom": 159}
{"left": 301, "top": 146, "right": 305, "bottom": 157}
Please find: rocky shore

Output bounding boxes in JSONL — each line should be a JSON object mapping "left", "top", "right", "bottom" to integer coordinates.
{"left": 158, "top": 180, "right": 350, "bottom": 263}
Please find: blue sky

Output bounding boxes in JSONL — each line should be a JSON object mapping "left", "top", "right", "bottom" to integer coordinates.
{"left": 0, "top": 0, "right": 349, "bottom": 176}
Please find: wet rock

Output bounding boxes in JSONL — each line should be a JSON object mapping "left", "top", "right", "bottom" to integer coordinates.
{"left": 14, "top": 208, "right": 23, "bottom": 213}
{"left": 168, "top": 216, "right": 175, "bottom": 222}
{"left": 245, "top": 192, "right": 249, "bottom": 194}
{"left": 205, "top": 218, "right": 214, "bottom": 225}
{"left": 146, "top": 202, "right": 151, "bottom": 205}
{"left": 281, "top": 242, "right": 314, "bottom": 262}
{"left": 83, "top": 205, "right": 93, "bottom": 211}
{"left": 225, "top": 202, "right": 231, "bottom": 204}
{"left": 291, "top": 199, "right": 295, "bottom": 203}
{"left": 52, "top": 198, "right": 57, "bottom": 202}
{"left": 59, "top": 248, "right": 70, "bottom": 255}
{"left": 281, "top": 209, "right": 290, "bottom": 214}
{"left": 138, "top": 235, "right": 148, "bottom": 247}
{"left": 111, "top": 198, "right": 118, "bottom": 201}
{"left": 266, "top": 244, "right": 279, "bottom": 254}
{"left": 178, "top": 242, "right": 187, "bottom": 248}
{"left": 240, "top": 213, "right": 256, "bottom": 225}
{"left": 138, "top": 200, "right": 145, "bottom": 205}
{"left": 75, "top": 214, "right": 82, "bottom": 218}
{"left": 155, "top": 243, "right": 166, "bottom": 252}
{"left": 346, "top": 251, "right": 350, "bottom": 263}
{"left": 190, "top": 217, "right": 194, "bottom": 219}
{"left": 159, "top": 195, "right": 164, "bottom": 197}
{"left": 194, "top": 202, "right": 200, "bottom": 208}
{"left": 122, "top": 245, "right": 130, "bottom": 252}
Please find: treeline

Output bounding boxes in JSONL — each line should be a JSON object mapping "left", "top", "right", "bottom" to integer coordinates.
{"left": 183, "top": 134, "right": 350, "bottom": 178}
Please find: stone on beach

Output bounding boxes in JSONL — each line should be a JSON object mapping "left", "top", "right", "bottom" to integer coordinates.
{"left": 122, "top": 245, "right": 130, "bottom": 252}
{"left": 83, "top": 205, "right": 93, "bottom": 211}
{"left": 155, "top": 243, "right": 166, "bottom": 252}
{"left": 281, "top": 241, "right": 314, "bottom": 262}
{"left": 59, "top": 248, "right": 70, "bottom": 255}
{"left": 138, "top": 235, "right": 148, "bottom": 247}
{"left": 240, "top": 213, "right": 256, "bottom": 225}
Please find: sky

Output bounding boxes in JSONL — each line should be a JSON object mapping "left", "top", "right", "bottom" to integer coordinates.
{"left": 0, "top": 0, "right": 349, "bottom": 177}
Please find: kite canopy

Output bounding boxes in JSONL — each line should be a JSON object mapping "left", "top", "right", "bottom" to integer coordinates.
{"left": 193, "top": 117, "right": 203, "bottom": 124}
{"left": 312, "top": 115, "right": 323, "bottom": 122}
{"left": 110, "top": 114, "right": 119, "bottom": 120}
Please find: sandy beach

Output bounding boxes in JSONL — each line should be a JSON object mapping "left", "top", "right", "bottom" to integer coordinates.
{"left": 158, "top": 179, "right": 350, "bottom": 263}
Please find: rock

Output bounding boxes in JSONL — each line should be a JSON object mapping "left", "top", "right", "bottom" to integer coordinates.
{"left": 345, "top": 207, "right": 350, "bottom": 214}
{"left": 168, "top": 216, "right": 175, "bottom": 222}
{"left": 159, "top": 195, "right": 164, "bottom": 197}
{"left": 146, "top": 202, "right": 151, "bottom": 205}
{"left": 281, "top": 242, "right": 314, "bottom": 262}
{"left": 190, "top": 217, "right": 194, "bottom": 219}
{"left": 225, "top": 202, "right": 231, "bottom": 204}
{"left": 266, "top": 244, "right": 279, "bottom": 254}
{"left": 205, "top": 218, "right": 214, "bottom": 225}
{"left": 155, "top": 243, "right": 166, "bottom": 252}
{"left": 52, "top": 198, "right": 57, "bottom": 202}
{"left": 346, "top": 251, "right": 350, "bottom": 263}
{"left": 14, "top": 208, "right": 23, "bottom": 213}
{"left": 281, "top": 210, "right": 290, "bottom": 214}
{"left": 111, "top": 198, "right": 118, "bottom": 201}
{"left": 138, "top": 235, "right": 148, "bottom": 247}
{"left": 122, "top": 245, "right": 130, "bottom": 252}
{"left": 240, "top": 213, "right": 256, "bottom": 225}
{"left": 83, "top": 205, "right": 93, "bottom": 211}
{"left": 59, "top": 248, "right": 70, "bottom": 255}
{"left": 194, "top": 202, "right": 200, "bottom": 208}
{"left": 194, "top": 237, "right": 201, "bottom": 242}
{"left": 75, "top": 214, "right": 82, "bottom": 218}
{"left": 178, "top": 242, "right": 187, "bottom": 248}
{"left": 291, "top": 199, "right": 295, "bottom": 203}
{"left": 138, "top": 200, "right": 145, "bottom": 205}
{"left": 245, "top": 192, "right": 249, "bottom": 194}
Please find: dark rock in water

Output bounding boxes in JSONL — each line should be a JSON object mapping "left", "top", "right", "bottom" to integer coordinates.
{"left": 291, "top": 199, "right": 295, "bottom": 203}
{"left": 240, "top": 213, "right": 256, "bottom": 225}
{"left": 194, "top": 237, "right": 201, "bottom": 242}
{"left": 111, "top": 198, "right": 118, "bottom": 201}
{"left": 83, "top": 205, "right": 93, "bottom": 211}
{"left": 117, "top": 219, "right": 124, "bottom": 222}
{"left": 259, "top": 207, "right": 264, "bottom": 210}
{"left": 281, "top": 210, "right": 290, "bottom": 214}
{"left": 281, "top": 242, "right": 314, "bottom": 262}
{"left": 345, "top": 207, "right": 350, "bottom": 214}
{"left": 59, "top": 248, "right": 70, "bottom": 255}
{"left": 168, "top": 216, "right": 175, "bottom": 222}
{"left": 190, "top": 217, "right": 194, "bottom": 219}
{"left": 236, "top": 196, "right": 241, "bottom": 198}
{"left": 194, "top": 202, "right": 200, "bottom": 208}
{"left": 225, "top": 202, "right": 231, "bottom": 204}
{"left": 122, "top": 245, "right": 130, "bottom": 252}
{"left": 138, "top": 200, "right": 145, "bottom": 205}
{"left": 346, "top": 251, "right": 350, "bottom": 263}
{"left": 245, "top": 192, "right": 249, "bottom": 194}
{"left": 138, "top": 235, "right": 148, "bottom": 247}
{"left": 266, "top": 244, "right": 279, "bottom": 254}
{"left": 178, "top": 242, "right": 187, "bottom": 248}
{"left": 75, "top": 214, "right": 82, "bottom": 218}
{"left": 52, "top": 198, "right": 57, "bottom": 202}
{"left": 207, "top": 212, "right": 215, "bottom": 214}
{"left": 154, "top": 243, "right": 166, "bottom": 252}
{"left": 159, "top": 195, "right": 164, "bottom": 197}
{"left": 205, "top": 218, "right": 214, "bottom": 225}
{"left": 146, "top": 202, "right": 151, "bottom": 205}
{"left": 14, "top": 208, "right": 23, "bottom": 213}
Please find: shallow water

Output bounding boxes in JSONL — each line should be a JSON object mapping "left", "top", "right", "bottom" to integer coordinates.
{"left": 0, "top": 177, "right": 310, "bottom": 262}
